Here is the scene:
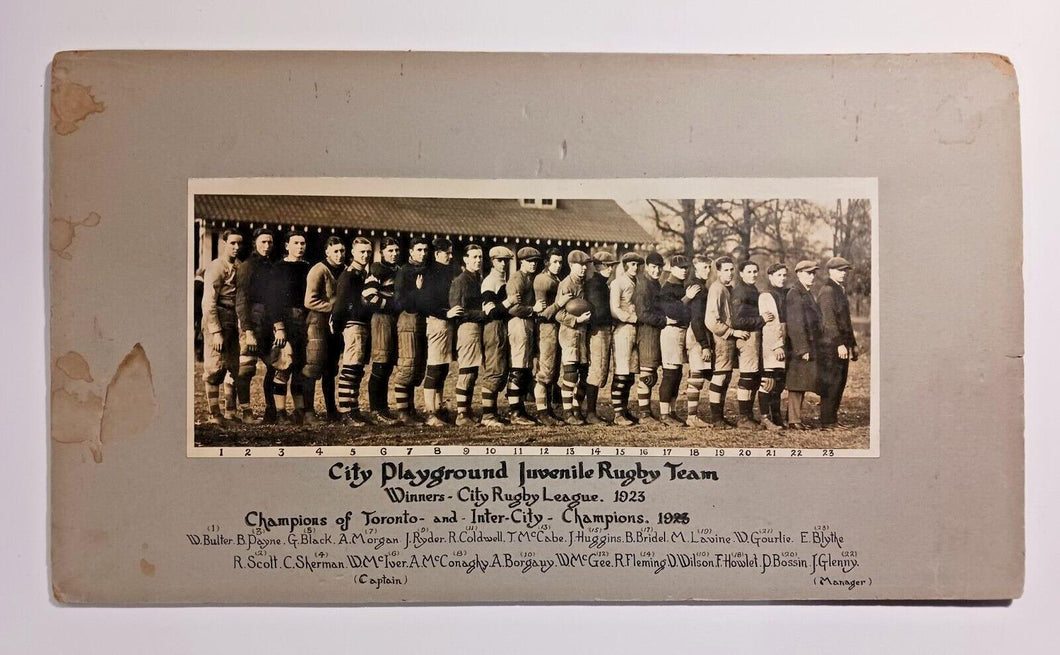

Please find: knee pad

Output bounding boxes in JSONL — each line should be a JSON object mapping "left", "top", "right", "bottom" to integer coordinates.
{"left": 424, "top": 364, "right": 444, "bottom": 390}
{"left": 518, "top": 369, "right": 534, "bottom": 393}
{"left": 689, "top": 369, "right": 707, "bottom": 381}
{"left": 709, "top": 371, "right": 731, "bottom": 393}
{"left": 662, "top": 366, "right": 682, "bottom": 386}
{"left": 410, "top": 371, "right": 426, "bottom": 388}
{"left": 562, "top": 365, "right": 580, "bottom": 386}
{"left": 508, "top": 368, "right": 529, "bottom": 393}
{"left": 239, "top": 355, "right": 258, "bottom": 379}
{"left": 738, "top": 373, "right": 758, "bottom": 391}
{"left": 639, "top": 368, "right": 658, "bottom": 388}
{"left": 204, "top": 370, "right": 226, "bottom": 386}
{"left": 273, "top": 369, "right": 290, "bottom": 385}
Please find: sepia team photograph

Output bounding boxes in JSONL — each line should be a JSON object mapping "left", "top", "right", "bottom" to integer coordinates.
{"left": 189, "top": 183, "right": 876, "bottom": 455}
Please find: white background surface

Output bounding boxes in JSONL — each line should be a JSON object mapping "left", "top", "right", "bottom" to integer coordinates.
{"left": 2, "top": 1, "right": 1055, "bottom": 652}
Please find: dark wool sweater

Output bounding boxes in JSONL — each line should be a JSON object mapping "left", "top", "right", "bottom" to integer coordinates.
{"left": 659, "top": 280, "right": 691, "bottom": 328}
{"left": 732, "top": 279, "right": 766, "bottom": 331}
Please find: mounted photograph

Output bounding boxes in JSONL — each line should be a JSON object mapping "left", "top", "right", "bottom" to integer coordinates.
{"left": 188, "top": 179, "right": 877, "bottom": 456}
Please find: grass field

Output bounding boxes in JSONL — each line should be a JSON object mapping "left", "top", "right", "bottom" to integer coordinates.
{"left": 194, "top": 345, "right": 871, "bottom": 451}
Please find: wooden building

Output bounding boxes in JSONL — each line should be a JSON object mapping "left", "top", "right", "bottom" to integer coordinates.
{"left": 193, "top": 195, "right": 654, "bottom": 270}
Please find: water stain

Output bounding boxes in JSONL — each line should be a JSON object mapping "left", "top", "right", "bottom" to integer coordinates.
{"left": 51, "top": 344, "right": 157, "bottom": 463}
{"left": 51, "top": 68, "right": 105, "bottom": 135}
{"left": 55, "top": 351, "right": 93, "bottom": 382}
{"left": 51, "top": 388, "right": 104, "bottom": 444}
{"left": 50, "top": 212, "right": 100, "bottom": 260}
{"left": 139, "top": 558, "right": 156, "bottom": 578}
{"left": 100, "top": 344, "right": 158, "bottom": 445}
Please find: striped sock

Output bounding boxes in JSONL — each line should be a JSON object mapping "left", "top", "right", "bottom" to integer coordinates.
{"left": 456, "top": 387, "right": 471, "bottom": 414}
{"left": 637, "top": 369, "right": 653, "bottom": 412}
{"left": 560, "top": 381, "right": 574, "bottom": 412}
{"left": 456, "top": 368, "right": 476, "bottom": 416}
{"left": 561, "top": 367, "right": 579, "bottom": 412}
{"left": 610, "top": 376, "right": 626, "bottom": 412}
{"left": 686, "top": 373, "right": 706, "bottom": 417}
{"left": 337, "top": 365, "right": 357, "bottom": 413}
{"left": 506, "top": 372, "right": 523, "bottom": 413}
{"left": 616, "top": 374, "right": 629, "bottom": 412}
{"left": 534, "top": 382, "right": 549, "bottom": 412}
{"left": 394, "top": 384, "right": 411, "bottom": 413}
{"left": 709, "top": 371, "right": 731, "bottom": 421}
{"left": 272, "top": 378, "right": 288, "bottom": 414}
{"left": 482, "top": 389, "right": 497, "bottom": 418}
{"left": 205, "top": 382, "right": 222, "bottom": 417}
{"left": 574, "top": 383, "right": 586, "bottom": 409}
{"left": 506, "top": 388, "right": 523, "bottom": 413}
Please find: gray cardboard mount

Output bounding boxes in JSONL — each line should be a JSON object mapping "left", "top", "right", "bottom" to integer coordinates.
{"left": 49, "top": 52, "right": 1023, "bottom": 603}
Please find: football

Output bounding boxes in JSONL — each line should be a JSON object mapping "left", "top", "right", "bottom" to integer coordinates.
{"left": 563, "top": 297, "right": 592, "bottom": 317}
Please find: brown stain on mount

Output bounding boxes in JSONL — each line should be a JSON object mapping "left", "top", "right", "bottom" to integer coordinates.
{"left": 51, "top": 344, "right": 157, "bottom": 463}
{"left": 139, "top": 558, "right": 156, "bottom": 578}
{"left": 51, "top": 388, "right": 104, "bottom": 445}
{"left": 50, "top": 212, "right": 100, "bottom": 260}
{"left": 100, "top": 343, "right": 158, "bottom": 448}
{"left": 51, "top": 68, "right": 105, "bottom": 135}
{"left": 55, "top": 351, "right": 93, "bottom": 382}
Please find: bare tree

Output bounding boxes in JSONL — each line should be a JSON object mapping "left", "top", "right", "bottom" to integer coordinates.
{"left": 825, "top": 198, "right": 873, "bottom": 313}
{"left": 643, "top": 198, "right": 829, "bottom": 263}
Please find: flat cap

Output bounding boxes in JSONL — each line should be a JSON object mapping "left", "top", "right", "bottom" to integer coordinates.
{"left": 592, "top": 250, "right": 619, "bottom": 265}
{"left": 669, "top": 254, "right": 690, "bottom": 269}
{"left": 645, "top": 252, "right": 665, "bottom": 267}
{"left": 567, "top": 249, "right": 591, "bottom": 265}
{"left": 795, "top": 260, "right": 819, "bottom": 273}
{"left": 516, "top": 246, "right": 542, "bottom": 261}
{"left": 826, "top": 256, "right": 853, "bottom": 270}
{"left": 621, "top": 252, "right": 645, "bottom": 265}
{"left": 432, "top": 237, "right": 452, "bottom": 253}
{"left": 489, "top": 246, "right": 515, "bottom": 260}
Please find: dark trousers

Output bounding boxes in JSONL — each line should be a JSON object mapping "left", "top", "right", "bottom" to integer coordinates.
{"left": 817, "top": 347, "right": 849, "bottom": 425}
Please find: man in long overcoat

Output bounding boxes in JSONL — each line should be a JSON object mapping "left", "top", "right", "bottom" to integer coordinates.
{"left": 785, "top": 260, "right": 823, "bottom": 429}
{"left": 815, "top": 256, "right": 859, "bottom": 427}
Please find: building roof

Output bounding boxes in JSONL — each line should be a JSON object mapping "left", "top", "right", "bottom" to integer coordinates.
{"left": 195, "top": 195, "right": 653, "bottom": 244}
